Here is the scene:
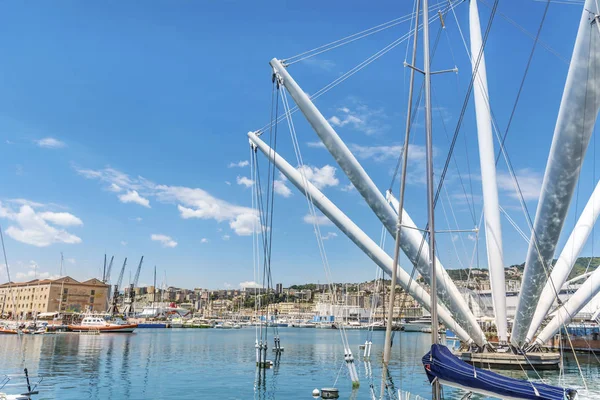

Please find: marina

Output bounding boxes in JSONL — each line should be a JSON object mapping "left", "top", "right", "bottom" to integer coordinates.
{"left": 1, "top": 0, "right": 600, "bottom": 398}
{"left": 0, "top": 328, "right": 599, "bottom": 399}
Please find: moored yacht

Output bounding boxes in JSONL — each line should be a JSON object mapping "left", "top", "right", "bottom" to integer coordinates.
{"left": 68, "top": 316, "right": 137, "bottom": 333}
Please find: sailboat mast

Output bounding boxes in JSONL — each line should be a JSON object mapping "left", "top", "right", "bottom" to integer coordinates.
{"left": 422, "top": 0, "right": 440, "bottom": 398}
{"left": 382, "top": 0, "right": 421, "bottom": 376}
{"left": 58, "top": 253, "right": 65, "bottom": 314}
{"left": 153, "top": 266, "right": 157, "bottom": 313}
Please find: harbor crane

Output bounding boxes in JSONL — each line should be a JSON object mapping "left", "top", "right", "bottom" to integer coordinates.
{"left": 108, "top": 257, "right": 127, "bottom": 316}
{"left": 103, "top": 255, "right": 114, "bottom": 284}
{"left": 123, "top": 256, "right": 143, "bottom": 317}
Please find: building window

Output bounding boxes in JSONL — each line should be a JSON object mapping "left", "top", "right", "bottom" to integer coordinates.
{"left": 91, "top": 290, "right": 95, "bottom": 296}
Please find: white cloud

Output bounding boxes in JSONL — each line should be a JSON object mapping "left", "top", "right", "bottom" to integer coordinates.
{"left": 341, "top": 183, "right": 355, "bottom": 192}
{"left": 303, "top": 214, "right": 333, "bottom": 226}
{"left": 0, "top": 202, "right": 82, "bottom": 247}
{"left": 200, "top": 238, "right": 209, "bottom": 243}
{"left": 222, "top": 234, "right": 231, "bottom": 241}
{"left": 9, "top": 199, "right": 45, "bottom": 208}
{"left": 229, "top": 213, "right": 261, "bottom": 236}
{"left": 35, "top": 137, "right": 66, "bottom": 149}
{"left": 468, "top": 234, "right": 476, "bottom": 242}
{"left": 16, "top": 270, "right": 60, "bottom": 281}
{"left": 76, "top": 166, "right": 144, "bottom": 193}
{"left": 121, "top": 241, "right": 128, "bottom": 246}
{"left": 224, "top": 282, "right": 232, "bottom": 288}
{"left": 228, "top": 160, "right": 249, "bottom": 168}
{"left": 76, "top": 166, "right": 265, "bottom": 236}
{"left": 307, "top": 141, "right": 326, "bottom": 149}
{"left": 309, "top": 142, "right": 429, "bottom": 185}
{"left": 321, "top": 232, "right": 338, "bottom": 240}
{"left": 240, "top": 280, "right": 261, "bottom": 289}
{"left": 349, "top": 143, "right": 428, "bottom": 164}
{"left": 236, "top": 176, "right": 254, "bottom": 188}
{"left": 327, "top": 103, "right": 388, "bottom": 136}
{"left": 118, "top": 190, "right": 150, "bottom": 208}
{"left": 158, "top": 186, "right": 262, "bottom": 236}
{"left": 225, "top": 181, "right": 231, "bottom": 186}
{"left": 497, "top": 168, "right": 542, "bottom": 201}
{"left": 151, "top": 234, "right": 178, "bottom": 248}
{"left": 274, "top": 180, "right": 292, "bottom": 197}
{"left": 39, "top": 211, "right": 83, "bottom": 227}
{"left": 297, "top": 165, "right": 339, "bottom": 189}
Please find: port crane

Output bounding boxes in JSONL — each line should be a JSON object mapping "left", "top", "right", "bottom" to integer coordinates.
{"left": 122, "top": 256, "right": 143, "bottom": 317}
{"left": 102, "top": 255, "right": 114, "bottom": 284}
{"left": 108, "top": 258, "right": 127, "bottom": 316}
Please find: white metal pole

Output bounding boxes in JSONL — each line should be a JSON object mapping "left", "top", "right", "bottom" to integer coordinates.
{"left": 526, "top": 179, "right": 600, "bottom": 343}
{"left": 269, "top": 58, "right": 485, "bottom": 346}
{"left": 248, "top": 131, "right": 479, "bottom": 346}
{"left": 534, "top": 265, "right": 600, "bottom": 346}
{"left": 511, "top": 0, "right": 600, "bottom": 347}
{"left": 468, "top": 0, "right": 508, "bottom": 345}
{"left": 422, "top": 0, "right": 441, "bottom": 396}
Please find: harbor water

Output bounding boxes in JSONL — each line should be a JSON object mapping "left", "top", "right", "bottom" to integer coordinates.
{"left": 1, "top": 328, "right": 599, "bottom": 399}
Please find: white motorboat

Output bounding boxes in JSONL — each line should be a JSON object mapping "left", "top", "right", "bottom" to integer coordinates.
{"left": 68, "top": 316, "right": 137, "bottom": 333}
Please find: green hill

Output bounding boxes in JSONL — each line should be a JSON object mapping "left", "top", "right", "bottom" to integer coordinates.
{"left": 446, "top": 257, "right": 600, "bottom": 282}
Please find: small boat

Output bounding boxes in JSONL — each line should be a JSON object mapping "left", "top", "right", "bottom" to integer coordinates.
{"left": 315, "top": 322, "right": 336, "bottom": 329}
{"left": 291, "top": 321, "right": 316, "bottom": 328}
{"left": 68, "top": 316, "right": 137, "bottom": 333}
{"left": 214, "top": 321, "right": 236, "bottom": 329}
{"left": 0, "top": 325, "right": 19, "bottom": 335}
{"left": 423, "top": 344, "right": 576, "bottom": 400}
{"left": 169, "top": 317, "right": 184, "bottom": 328}
{"left": 183, "top": 318, "right": 213, "bottom": 328}
{"left": 402, "top": 317, "right": 443, "bottom": 333}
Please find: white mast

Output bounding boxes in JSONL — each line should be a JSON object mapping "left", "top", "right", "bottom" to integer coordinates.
{"left": 526, "top": 179, "right": 600, "bottom": 343}
{"left": 269, "top": 58, "right": 486, "bottom": 346}
{"left": 511, "top": 0, "right": 600, "bottom": 347}
{"left": 534, "top": 264, "right": 600, "bottom": 346}
{"left": 248, "top": 131, "right": 481, "bottom": 346}
{"left": 422, "top": 0, "right": 441, "bottom": 397}
{"left": 468, "top": 0, "right": 507, "bottom": 345}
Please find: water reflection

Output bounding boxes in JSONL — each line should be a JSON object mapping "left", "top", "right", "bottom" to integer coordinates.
{"left": 0, "top": 330, "right": 599, "bottom": 399}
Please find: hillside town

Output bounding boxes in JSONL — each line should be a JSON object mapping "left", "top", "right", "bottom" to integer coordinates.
{"left": 2, "top": 258, "right": 598, "bottom": 324}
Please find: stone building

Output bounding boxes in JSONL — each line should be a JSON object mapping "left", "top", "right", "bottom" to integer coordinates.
{"left": 0, "top": 276, "right": 109, "bottom": 318}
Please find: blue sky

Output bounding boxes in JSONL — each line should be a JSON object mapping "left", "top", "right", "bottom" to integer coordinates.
{"left": 0, "top": 1, "right": 595, "bottom": 290}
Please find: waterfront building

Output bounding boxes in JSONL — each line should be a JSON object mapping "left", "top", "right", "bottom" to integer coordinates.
{"left": 275, "top": 283, "right": 282, "bottom": 294}
{"left": 0, "top": 276, "right": 109, "bottom": 318}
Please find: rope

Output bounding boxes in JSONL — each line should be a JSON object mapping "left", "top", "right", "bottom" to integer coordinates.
{"left": 499, "top": 206, "right": 531, "bottom": 244}
{"left": 283, "top": 2, "right": 450, "bottom": 65}
{"left": 251, "top": 146, "right": 259, "bottom": 343}
{"left": 256, "top": 0, "right": 463, "bottom": 136}
{"left": 479, "top": 0, "right": 570, "bottom": 65}
{"left": 279, "top": 85, "right": 356, "bottom": 383}
{"left": 253, "top": 79, "right": 281, "bottom": 349}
